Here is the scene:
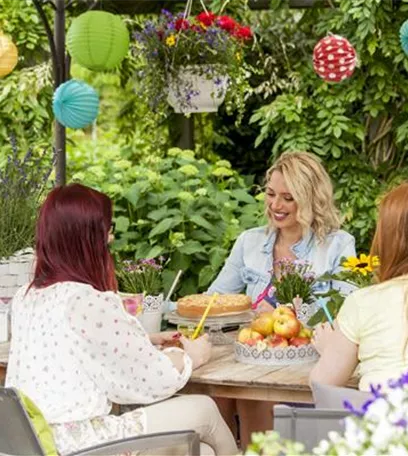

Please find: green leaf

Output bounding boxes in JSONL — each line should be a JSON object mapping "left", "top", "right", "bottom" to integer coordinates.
{"left": 114, "top": 216, "right": 130, "bottom": 233}
{"left": 145, "top": 245, "right": 164, "bottom": 259}
{"left": 198, "top": 265, "right": 215, "bottom": 288}
{"left": 190, "top": 214, "right": 213, "bottom": 231}
{"left": 147, "top": 207, "right": 170, "bottom": 221}
{"left": 125, "top": 184, "right": 141, "bottom": 207}
{"left": 149, "top": 217, "right": 182, "bottom": 238}
{"left": 179, "top": 240, "right": 206, "bottom": 255}
{"left": 209, "top": 246, "right": 227, "bottom": 270}
{"left": 230, "top": 189, "right": 256, "bottom": 204}
{"left": 135, "top": 242, "right": 153, "bottom": 259}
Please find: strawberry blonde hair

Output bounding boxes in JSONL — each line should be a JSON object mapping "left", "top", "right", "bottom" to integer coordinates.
{"left": 371, "top": 182, "right": 408, "bottom": 283}
{"left": 265, "top": 151, "right": 340, "bottom": 241}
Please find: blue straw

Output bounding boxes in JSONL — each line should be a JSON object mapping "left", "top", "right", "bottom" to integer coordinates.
{"left": 316, "top": 297, "right": 334, "bottom": 326}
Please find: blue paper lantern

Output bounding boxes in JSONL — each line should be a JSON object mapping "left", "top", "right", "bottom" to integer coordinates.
{"left": 400, "top": 20, "right": 408, "bottom": 55}
{"left": 52, "top": 80, "right": 99, "bottom": 129}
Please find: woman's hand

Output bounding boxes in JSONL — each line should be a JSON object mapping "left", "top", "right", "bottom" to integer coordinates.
{"left": 311, "top": 322, "right": 334, "bottom": 355}
{"left": 255, "top": 300, "right": 274, "bottom": 314}
{"left": 150, "top": 331, "right": 179, "bottom": 346}
{"left": 180, "top": 334, "right": 212, "bottom": 369}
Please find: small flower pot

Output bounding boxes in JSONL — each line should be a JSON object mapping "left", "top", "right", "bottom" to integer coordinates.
{"left": 120, "top": 292, "right": 164, "bottom": 334}
{"left": 167, "top": 64, "right": 229, "bottom": 114}
{"left": 138, "top": 294, "right": 164, "bottom": 334}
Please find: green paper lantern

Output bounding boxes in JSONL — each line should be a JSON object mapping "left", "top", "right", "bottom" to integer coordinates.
{"left": 67, "top": 11, "right": 129, "bottom": 71}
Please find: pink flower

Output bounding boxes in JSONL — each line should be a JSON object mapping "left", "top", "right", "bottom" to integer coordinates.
{"left": 217, "top": 15, "right": 237, "bottom": 33}
{"left": 233, "top": 25, "right": 253, "bottom": 40}
{"left": 196, "top": 11, "right": 216, "bottom": 26}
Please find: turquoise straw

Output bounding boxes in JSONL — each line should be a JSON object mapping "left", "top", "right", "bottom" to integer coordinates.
{"left": 316, "top": 297, "right": 334, "bottom": 326}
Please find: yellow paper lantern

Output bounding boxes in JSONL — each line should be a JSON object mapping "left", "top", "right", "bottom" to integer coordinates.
{"left": 0, "top": 34, "right": 18, "bottom": 77}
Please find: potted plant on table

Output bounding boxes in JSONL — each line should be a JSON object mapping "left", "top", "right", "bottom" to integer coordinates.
{"left": 0, "top": 137, "right": 53, "bottom": 301}
{"left": 308, "top": 253, "right": 380, "bottom": 326}
{"left": 116, "top": 257, "right": 165, "bottom": 333}
{"left": 133, "top": 8, "right": 253, "bottom": 115}
{"left": 255, "top": 258, "right": 317, "bottom": 324}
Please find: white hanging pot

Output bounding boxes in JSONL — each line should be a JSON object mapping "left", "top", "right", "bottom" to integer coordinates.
{"left": 167, "top": 64, "right": 229, "bottom": 114}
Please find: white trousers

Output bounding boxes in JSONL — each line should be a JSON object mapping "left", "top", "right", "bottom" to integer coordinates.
{"left": 144, "top": 395, "right": 238, "bottom": 456}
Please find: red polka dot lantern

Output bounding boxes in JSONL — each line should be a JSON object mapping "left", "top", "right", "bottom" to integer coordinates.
{"left": 313, "top": 34, "right": 357, "bottom": 83}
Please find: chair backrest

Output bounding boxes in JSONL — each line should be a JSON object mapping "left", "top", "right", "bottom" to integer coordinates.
{"left": 0, "top": 387, "right": 45, "bottom": 456}
{"left": 71, "top": 431, "right": 201, "bottom": 456}
{"left": 311, "top": 381, "right": 370, "bottom": 409}
{"left": 274, "top": 405, "right": 349, "bottom": 452}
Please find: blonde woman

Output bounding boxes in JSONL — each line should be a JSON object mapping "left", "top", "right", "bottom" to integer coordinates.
{"left": 209, "top": 151, "right": 355, "bottom": 309}
{"left": 208, "top": 151, "right": 356, "bottom": 447}
{"left": 311, "top": 182, "right": 408, "bottom": 391}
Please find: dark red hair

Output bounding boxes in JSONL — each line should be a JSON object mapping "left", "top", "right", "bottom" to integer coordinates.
{"left": 32, "top": 183, "right": 117, "bottom": 292}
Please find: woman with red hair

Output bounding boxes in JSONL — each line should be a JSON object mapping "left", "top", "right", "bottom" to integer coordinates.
{"left": 6, "top": 184, "right": 237, "bottom": 456}
{"left": 311, "top": 182, "right": 408, "bottom": 391}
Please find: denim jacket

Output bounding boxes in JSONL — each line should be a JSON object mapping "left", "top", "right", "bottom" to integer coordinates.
{"left": 207, "top": 226, "right": 356, "bottom": 302}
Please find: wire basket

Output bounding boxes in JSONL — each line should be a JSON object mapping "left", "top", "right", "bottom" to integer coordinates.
{"left": 234, "top": 341, "right": 319, "bottom": 366}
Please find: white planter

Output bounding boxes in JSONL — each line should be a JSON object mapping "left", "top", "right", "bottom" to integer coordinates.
{"left": 0, "top": 248, "right": 35, "bottom": 300}
{"left": 0, "top": 303, "right": 10, "bottom": 342}
{"left": 138, "top": 294, "right": 164, "bottom": 334}
{"left": 120, "top": 292, "right": 164, "bottom": 334}
{"left": 167, "top": 65, "right": 229, "bottom": 114}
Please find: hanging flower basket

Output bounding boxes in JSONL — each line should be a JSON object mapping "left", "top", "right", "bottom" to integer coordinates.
{"left": 133, "top": 9, "right": 252, "bottom": 117}
{"left": 167, "top": 64, "right": 229, "bottom": 113}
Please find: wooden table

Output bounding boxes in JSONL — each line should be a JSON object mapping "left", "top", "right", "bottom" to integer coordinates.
{"left": 0, "top": 340, "right": 358, "bottom": 401}
{"left": 181, "top": 343, "right": 358, "bottom": 403}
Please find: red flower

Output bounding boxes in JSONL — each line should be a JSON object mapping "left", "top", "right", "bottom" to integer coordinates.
{"left": 217, "top": 15, "right": 237, "bottom": 32}
{"left": 157, "top": 29, "right": 164, "bottom": 40}
{"left": 175, "top": 18, "right": 190, "bottom": 31}
{"left": 233, "top": 25, "right": 253, "bottom": 40}
{"left": 196, "top": 11, "right": 216, "bottom": 26}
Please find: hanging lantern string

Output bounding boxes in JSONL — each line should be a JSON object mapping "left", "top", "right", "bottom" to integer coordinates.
{"left": 170, "top": 0, "right": 193, "bottom": 69}
{"left": 219, "top": 0, "right": 231, "bottom": 14}
{"left": 199, "top": 0, "right": 209, "bottom": 14}
{"left": 183, "top": 0, "right": 194, "bottom": 20}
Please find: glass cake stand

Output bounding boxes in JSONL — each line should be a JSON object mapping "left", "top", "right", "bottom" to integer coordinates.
{"left": 164, "top": 310, "right": 255, "bottom": 345}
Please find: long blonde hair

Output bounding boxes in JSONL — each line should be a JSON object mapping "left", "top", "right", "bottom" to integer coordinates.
{"left": 265, "top": 151, "right": 340, "bottom": 241}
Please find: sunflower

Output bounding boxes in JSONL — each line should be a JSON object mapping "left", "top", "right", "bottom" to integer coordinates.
{"left": 342, "top": 254, "right": 380, "bottom": 276}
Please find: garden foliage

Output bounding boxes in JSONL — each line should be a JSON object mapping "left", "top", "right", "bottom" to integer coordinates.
{"left": 73, "top": 147, "right": 265, "bottom": 296}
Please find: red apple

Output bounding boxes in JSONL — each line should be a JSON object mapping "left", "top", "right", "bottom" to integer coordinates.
{"left": 289, "top": 336, "right": 310, "bottom": 347}
{"left": 251, "top": 313, "right": 275, "bottom": 336}
{"left": 271, "top": 306, "right": 296, "bottom": 322}
{"left": 274, "top": 314, "right": 301, "bottom": 339}
{"left": 266, "top": 334, "right": 289, "bottom": 348}
{"left": 246, "top": 338, "right": 258, "bottom": 346}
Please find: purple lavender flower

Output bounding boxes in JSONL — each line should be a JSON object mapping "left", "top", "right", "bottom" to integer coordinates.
{"left": 343, "top": 400, "right": 364, "bottom": 417}
{"left": 161, "top": 9, "right": 173, "bottom": 20}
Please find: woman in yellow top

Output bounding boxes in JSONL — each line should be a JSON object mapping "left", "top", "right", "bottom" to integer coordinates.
{"left": 311, "top": 182, "right": 408, "bottom": 390}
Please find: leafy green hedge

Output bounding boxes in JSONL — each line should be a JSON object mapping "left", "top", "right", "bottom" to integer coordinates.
{"left": 69, "top": 145, "right": 265, "bottom": 296}
{"left": 110, "top": 148, "right": 265, "bottom": 296}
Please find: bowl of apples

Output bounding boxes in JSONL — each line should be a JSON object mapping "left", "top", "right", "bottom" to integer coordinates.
{"left": 234, "top": 306, "right": 318, "bottom": 365}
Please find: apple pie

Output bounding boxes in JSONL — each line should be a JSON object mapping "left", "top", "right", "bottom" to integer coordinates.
{"left": 177, "top": 294, "right": 252, "bottom": 318}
